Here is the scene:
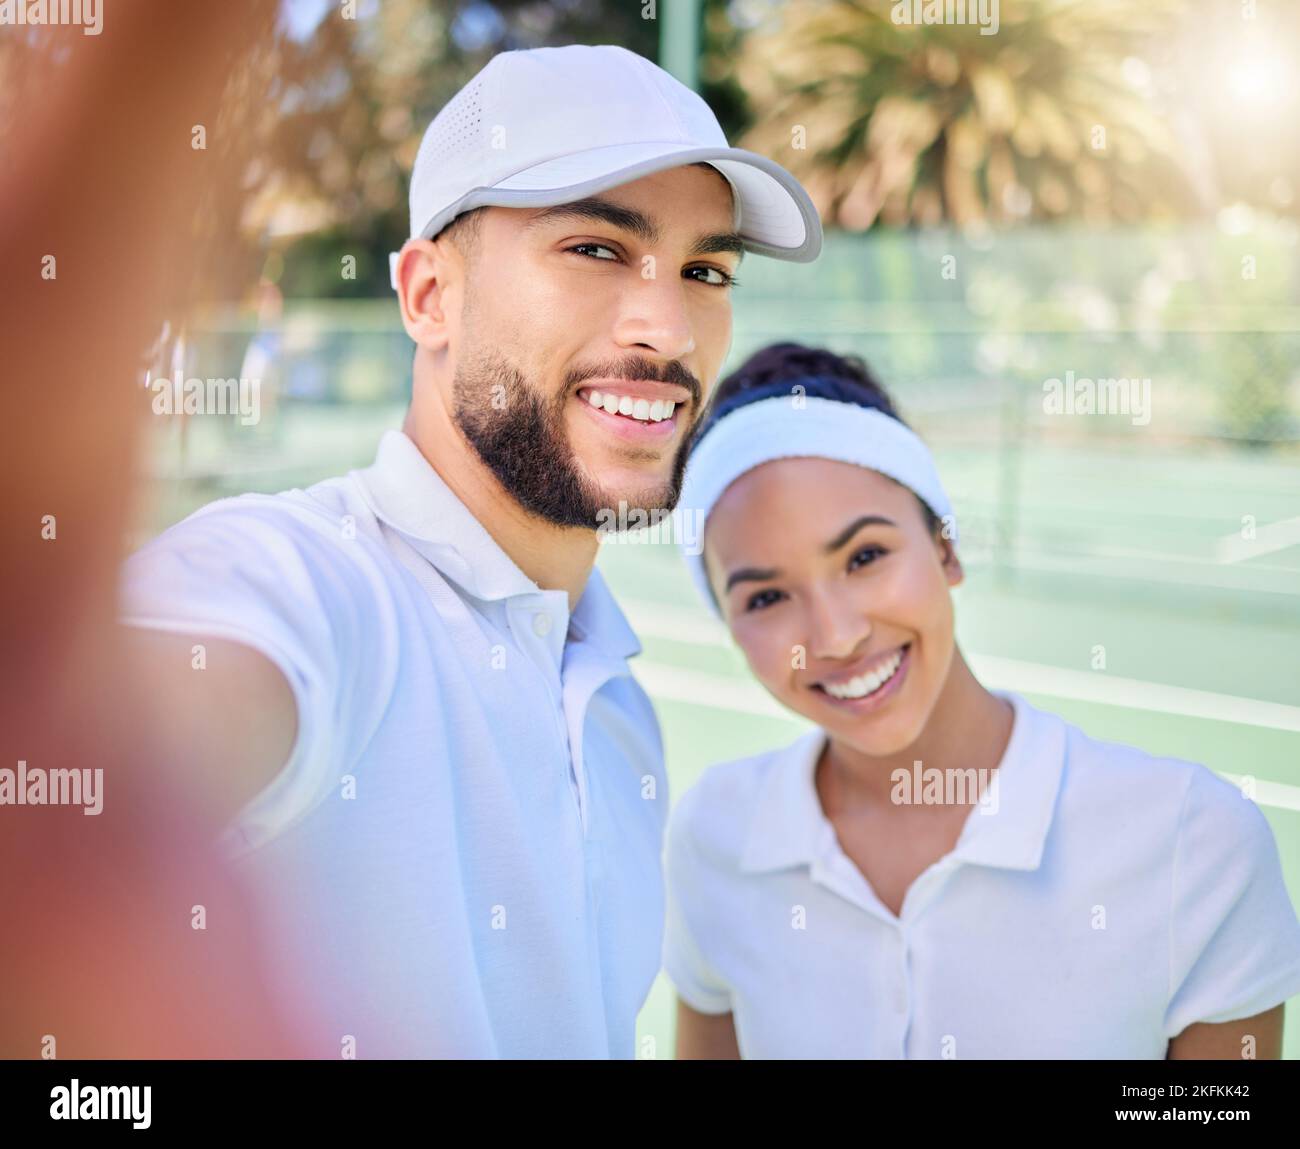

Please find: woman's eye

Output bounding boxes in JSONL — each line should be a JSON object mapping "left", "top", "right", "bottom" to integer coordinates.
{"left": 745, "top": 588, "right": 784, "bottom": 612}
{"left": 849, "top": 545, "right": 887, "bottom": 571}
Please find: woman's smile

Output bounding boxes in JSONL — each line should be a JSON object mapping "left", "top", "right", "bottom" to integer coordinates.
{"left": 810, "top": 642, "right": 912, "bottom": 714}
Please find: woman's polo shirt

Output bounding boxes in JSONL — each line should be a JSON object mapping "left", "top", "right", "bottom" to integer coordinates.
{"left": 663, "top": 691, "right": 1300, "bottom": 1058}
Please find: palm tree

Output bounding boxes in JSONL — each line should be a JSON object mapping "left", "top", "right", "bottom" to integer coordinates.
{"left": 721, "top": 0, "right": 1203, "bottom": 229}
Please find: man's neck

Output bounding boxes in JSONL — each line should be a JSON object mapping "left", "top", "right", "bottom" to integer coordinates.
{"left": 402, "top": 404, "right": 599, "bottom": 615}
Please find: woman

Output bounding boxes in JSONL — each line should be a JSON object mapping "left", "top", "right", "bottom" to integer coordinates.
{"left": 663, "top": 343, "right": 1300, "bottom": 1059}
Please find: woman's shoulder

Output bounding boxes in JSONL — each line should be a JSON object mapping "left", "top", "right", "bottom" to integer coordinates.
{"left": 1030, "top": 695, "right": 1269, "bottom": 843}
{"left": 1051, "top": 702, "right": 1228, "bottom": 792}
{"left": 665, "top": 727, "right": 823, "bottom": 869}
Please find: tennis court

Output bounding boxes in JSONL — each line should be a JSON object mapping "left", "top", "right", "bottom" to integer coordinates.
{"left": 138, "top": 224, "right": 1300, "bottom": 1057}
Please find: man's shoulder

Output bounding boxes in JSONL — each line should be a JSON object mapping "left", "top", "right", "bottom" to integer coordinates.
{"left": 181, "top": 473, "right": 366, "bottom": 533}
{"left": 120, "top": 471, "right": 410, "bottom": 639}
{"left": 131, "top": 473, "right": 382, "bottom": 569}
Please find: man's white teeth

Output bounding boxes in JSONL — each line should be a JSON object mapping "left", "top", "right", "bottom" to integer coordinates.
{"left": 822, "top": 650, "right": 904, "bottom": 700}
{"left": 584, "top": 388, "right": 675, "bottom": 423}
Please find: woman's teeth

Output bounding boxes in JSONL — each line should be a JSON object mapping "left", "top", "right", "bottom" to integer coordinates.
{"left": 582, "top": 388, "right": 676, "bottom": 423}
{"left": 821, "top": 649, "right": 904, "bottom": 700}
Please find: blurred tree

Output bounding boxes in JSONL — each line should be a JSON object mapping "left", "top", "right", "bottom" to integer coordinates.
{"left": 721, "top": 0, "right": 1206, "bottom": 230}
{"left": 225, "top": 0, "right": 657, "bottom": 300}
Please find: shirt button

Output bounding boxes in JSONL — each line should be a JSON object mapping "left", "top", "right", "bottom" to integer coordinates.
{"left": 532, "top": 611, "right": 552, "bottom": 637}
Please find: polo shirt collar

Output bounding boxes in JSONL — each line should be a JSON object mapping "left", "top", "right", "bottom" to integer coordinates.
{"left": 569, "top": 563, "right": 642, "bottom": 663}
{"left": 738, "top": 692, "right": 1066, "bottom": 875}
{"left": 947, "top": 692, "right": 1067, "bottom": 870}
{"left": 354, "top": 429, "right": 641, "bottom": 663}
{"left": 738, "top": 728, "right": 827, "bottom": 873}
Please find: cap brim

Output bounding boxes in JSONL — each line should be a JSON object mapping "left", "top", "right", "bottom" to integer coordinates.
{"left": 420, "top": 140, "right": 823, "bottom": 264}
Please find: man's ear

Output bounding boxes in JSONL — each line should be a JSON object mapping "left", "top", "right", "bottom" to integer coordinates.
{"left": 395, "top": 238, "right": 458, "bottom": 350}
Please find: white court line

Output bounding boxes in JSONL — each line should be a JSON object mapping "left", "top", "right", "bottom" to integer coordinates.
{"left": 969, "top": 548, "right": 1300, "bottom": 595}
{"left": 1216, "top": 515, "right": 1300, "bottom": 565}
{"left": 630, "top": 660, "right": 1300, "bottom": 813}
{"left": 620, "top": 596, "right": 1300, "bottom": 733}
{"left": 966, "top": 654, "right": 1300, "bottom": 734}
{"left": 1219, "top": 775, "right": 1300, "bottom": 815}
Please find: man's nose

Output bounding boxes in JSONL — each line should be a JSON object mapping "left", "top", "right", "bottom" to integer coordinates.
{"left": 613, "top": 271, "right": 698, "bottom": 363}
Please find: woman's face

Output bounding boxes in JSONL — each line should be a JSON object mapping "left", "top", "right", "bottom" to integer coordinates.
{"left": 703, "top": 456, "right": 962, "bottom": 758}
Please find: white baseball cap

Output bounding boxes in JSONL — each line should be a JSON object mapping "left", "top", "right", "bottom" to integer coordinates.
{"left": 390, "top": 43, "right": 822, "bottom": 289}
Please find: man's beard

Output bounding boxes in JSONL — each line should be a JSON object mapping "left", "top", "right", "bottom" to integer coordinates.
{"left": 451, "top": 350, "right": 691, "bottom": 530}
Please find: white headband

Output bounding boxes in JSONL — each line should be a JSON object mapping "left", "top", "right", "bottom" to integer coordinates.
{"left": 677, "top": 395, "right": 957, "bottom": 619}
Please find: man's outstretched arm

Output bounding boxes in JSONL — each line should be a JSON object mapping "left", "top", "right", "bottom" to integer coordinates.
{"left": 122, "top": 628, "right": 299, "bottom": 830}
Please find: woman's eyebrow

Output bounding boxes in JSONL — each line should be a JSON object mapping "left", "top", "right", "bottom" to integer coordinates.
{"left": 824, "top": 514, "right": 897, "bottom": 553}
{"left": 725, "top": 565, "right": 780, "bottom": 593}
{"left": 524, "top": 197, "right": 744, "bottom": 262}
{"left": 723, "top": 514, "right": 898, "bottom": 593}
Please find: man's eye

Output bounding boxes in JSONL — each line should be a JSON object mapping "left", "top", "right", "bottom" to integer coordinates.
{"left": 745, "top": 588, "right": 784, "bottom": 612}
{"left": 688, "top": 265, "right": 739, "bottom": 289}
{"left": 566, "top": 245, "right": 737, "bottom": 288}
{"left": 567, "top": 243, "right": 620, "bottom": 262}
{"left": 849, "top": 545, "right": 887, "bottom": 571}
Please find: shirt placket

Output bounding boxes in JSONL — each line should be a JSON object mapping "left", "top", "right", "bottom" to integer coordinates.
{"left": 896, "top": 860, "right": 962, "bottom": 1058}
{"left": 811, "top": 827, "right": 963, "bottom": 1058}
{"left": 507, "top": 590, "right": 581, "bottom": 817}
{"left": 558, "top": 635, "right": 631, "bottom": 1055}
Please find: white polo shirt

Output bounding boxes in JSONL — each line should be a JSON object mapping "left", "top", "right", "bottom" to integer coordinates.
{"left": 121, "top": 429, "right": 667, "bottom": 1058}
{"left": 664, "top": 691, "right": 1300, "bottom": 1058}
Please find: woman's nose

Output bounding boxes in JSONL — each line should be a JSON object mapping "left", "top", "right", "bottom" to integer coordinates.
{"left": 805, "top": 586, "right": 872, "bottom": 663}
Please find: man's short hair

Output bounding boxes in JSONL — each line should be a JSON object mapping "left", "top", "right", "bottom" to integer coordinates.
{"left": 437, "top": 207, "right": 486, "bottom": 262}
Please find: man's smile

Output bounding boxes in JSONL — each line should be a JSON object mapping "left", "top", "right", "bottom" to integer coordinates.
{"left": 575, "top": 382, "right": 685, "bottom": 442}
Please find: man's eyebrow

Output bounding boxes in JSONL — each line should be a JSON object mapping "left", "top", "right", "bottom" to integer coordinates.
{"left": 524, "top": 198, "right": 745, "bottom": 263}
{"left": 524, "top": 199, "right": 660, "bottom": 243}
{"left": 722, "top": 515, "right": 898, "bottom": 594}
{"left": 693, "top": 232, "right": 746, "bottom": 264}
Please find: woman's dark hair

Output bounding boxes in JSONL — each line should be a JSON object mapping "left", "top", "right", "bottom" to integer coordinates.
{"left": 687, "top": 342, "right": 943, "bottom": 536}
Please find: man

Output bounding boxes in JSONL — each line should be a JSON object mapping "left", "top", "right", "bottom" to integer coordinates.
{"left": 121, "top": 43, "right": 822, "bottom": 1058}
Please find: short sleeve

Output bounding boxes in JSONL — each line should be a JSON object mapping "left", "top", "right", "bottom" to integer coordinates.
{"left": 1164, "top": 767, "right": 1300, "bottom": 1037}
{"left": 662, "top": 792, "right": 734, "bottom": 1016}
{"left": 119, "top": 496, "right": 398, "bottom": 857}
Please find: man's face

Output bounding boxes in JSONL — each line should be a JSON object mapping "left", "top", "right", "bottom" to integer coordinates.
{"left": 448, "top": 164, "right": 739, "bottom": 529}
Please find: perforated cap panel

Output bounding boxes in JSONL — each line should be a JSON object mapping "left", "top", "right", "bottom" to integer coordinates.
{"left": 409, "top": 71, "right": 488, "bottom": 238}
